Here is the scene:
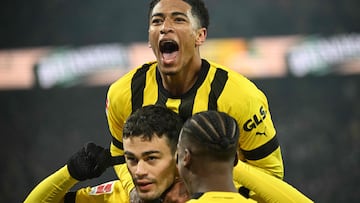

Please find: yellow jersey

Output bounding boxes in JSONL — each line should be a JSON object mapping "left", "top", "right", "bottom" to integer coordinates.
{"left": 187, "top": 192, "right": 256, "bottom": 203}
{"left": 24, "top": 165, "right": 130, "bottom": 203}
{"left": 106, "top": 59, "right": 284, "bottom": 193}
{"left": 24, "top": 162, "right": 312, "bottom": 203}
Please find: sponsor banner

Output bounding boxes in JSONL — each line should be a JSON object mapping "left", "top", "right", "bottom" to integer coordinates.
{"left": 35, "top": 44, "right": 129, "bottom": 88}
{"left": 0, "top": 47, "right": 50, "bottom": 89}
{"left": 200, "top": 36, "right": 299, "bottom": 78}
{"left": 287, "top": 33, "right": 360, "bottom": 76}
{"left": 0, "top": 34, "right": 358, "bottom": 89}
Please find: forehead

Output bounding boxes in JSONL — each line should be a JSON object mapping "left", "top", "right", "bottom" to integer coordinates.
{"left": 151, "top": 0, "right": 192, "bottom": 16}
{"left": 123, "top": 135, "right": 172, "bottom": 156}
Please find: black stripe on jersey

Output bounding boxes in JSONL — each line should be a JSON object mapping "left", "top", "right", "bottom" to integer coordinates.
{"left": 110, "top": 155, "right": 126, "bottom": 165}
{"left": 208, "top": 68, "right": 228, "bottom": 110}
{"left": 178, "top": 96, "right": 195, "bottom": 121}
{"left": 242, "top": 135, "right": 280, "bottom": 160}
{"left": 238, "top": 186, "right": 250, "bottom": 198}
{"left": 155, "top": 70, "right": 167, "bottom": 106}
{"left": 111, "top": 136, "right": 126, "bottom": 164}
{"left": 64, "top": 191, "right": 76, "bottom": 203}
{"left": 131, "top": 63, "right": 152, "bottom": 113}
{"left": 112, "top": 136, "right": 123, "bottom": 150}
{"left": 178, "top": 59, "right": 210, "bottom": 121}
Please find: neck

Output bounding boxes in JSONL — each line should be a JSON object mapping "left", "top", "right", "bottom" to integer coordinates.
{"left": 188, "top": 163, "right": 237, "bottom": 195}
{"left": 161, "top": 58, "right": 202, "bottom": 96}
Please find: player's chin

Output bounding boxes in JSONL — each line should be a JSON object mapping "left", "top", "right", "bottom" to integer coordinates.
{"left": 158, "top": 66, "right": 179, "bottom": 76}
{"left": 138, "top": 191, "right": 162, "bottom": 201}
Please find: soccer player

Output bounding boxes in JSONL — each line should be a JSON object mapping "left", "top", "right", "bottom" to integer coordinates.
{"left": 177, "top": 111, "right": 313, "bottom": 203}
{"left": 106, "top": 0, "right": 284, "bottom": 197}
{"left": 24, "top": 105, "right": 189, "bottom": 203}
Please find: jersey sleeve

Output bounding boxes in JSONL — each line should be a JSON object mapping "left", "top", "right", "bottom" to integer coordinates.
{"left": 24, "top": 165, "right": 78, "bottom": 203}
{"left": 106, "top": 83, "right": 128, "bottom": 158}
{"left": 240, "top": 90, "right": 284, "bottom": 179}
{"left": 218, "top": 70, "right": 284, "bottom": 179}
{"left": 233, "top": 161, "right": 313, "bottom": 203}
{"left": 106, "top": 65, "right": 144, "bottom": 159}
{"left": 105, "top": 68, "right": 139, "bottom": 195}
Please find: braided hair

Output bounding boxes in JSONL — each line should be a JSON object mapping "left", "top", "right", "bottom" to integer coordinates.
{"left": 181, "top": 110, "right": 239, "bottom": 161}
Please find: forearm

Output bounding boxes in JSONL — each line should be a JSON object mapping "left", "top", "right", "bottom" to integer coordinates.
{"left": 233, "top": 161, "right": 313, "bottom": 203}
{"left": 24, "top": 165, "right": 78, "bottom": 203}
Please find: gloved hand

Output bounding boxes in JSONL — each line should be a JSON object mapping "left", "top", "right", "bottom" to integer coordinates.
{"left": 67, "top": 142, "right": 112, "bottom": 181}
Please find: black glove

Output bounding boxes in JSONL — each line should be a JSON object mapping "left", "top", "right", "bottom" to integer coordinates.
{"left": 67, "top": 142, "right": 112, "bottom": 181}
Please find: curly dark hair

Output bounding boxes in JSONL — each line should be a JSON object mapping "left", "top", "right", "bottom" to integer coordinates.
{"left": 123, "top": 105, "right": 183, "bottom": 154}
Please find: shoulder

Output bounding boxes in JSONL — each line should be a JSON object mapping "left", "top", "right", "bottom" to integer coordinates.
{"left": 206, "top": 60, "right": 266, "bottom": 102}
{"left": 110, "top": 61, "right": 157, "bottom": 89}
{"left": 207, "top": 60, "right": 259, "bottom": 90}
{"left": 107, "top": 61, "right": 157, "bottom": 97}
{"left": 190, "top": 191, "right": 255, "bottom": 202}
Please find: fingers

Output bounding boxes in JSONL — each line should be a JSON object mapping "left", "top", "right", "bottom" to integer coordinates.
{"left": 83, "top": 142, "right": 126, "bottom": 166}
{"left": 85, "top": 142, "right": 103, "bottom": 155}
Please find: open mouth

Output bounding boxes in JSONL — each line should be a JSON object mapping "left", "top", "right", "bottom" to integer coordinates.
{"left": 159, "top": 40, "right": 179, "bottom": 64}
{"left": 159, "top": 40, "right": 179, "bottom": 53}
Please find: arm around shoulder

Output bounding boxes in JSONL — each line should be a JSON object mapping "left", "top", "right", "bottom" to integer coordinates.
{"left": 234, "top": 161, "right": 313, "bottom": 203}
{"left": 24, "top": 165, "right": 78, "bottom": 203}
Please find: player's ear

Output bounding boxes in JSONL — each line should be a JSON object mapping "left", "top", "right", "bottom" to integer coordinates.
{"left": 195, "top": 28, "right": 207, "bottom": 46}
{"left": 183, "top": 148, "right": 192, "bottom": 167}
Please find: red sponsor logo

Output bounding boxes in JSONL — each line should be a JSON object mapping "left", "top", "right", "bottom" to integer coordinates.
{"left": 89, "top": 181, "right": 114, "bottom": 195}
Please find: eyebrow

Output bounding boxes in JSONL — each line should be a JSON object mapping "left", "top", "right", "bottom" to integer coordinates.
{"left": 124, "top": 150, "right": 162, "bottom": 157}
{"left": 151, "top": 11, "right": 188, "bottom": 19}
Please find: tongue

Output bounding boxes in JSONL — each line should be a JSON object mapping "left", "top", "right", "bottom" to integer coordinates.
{"left": 162, "top": 51, "right": 178, "bottom": 64}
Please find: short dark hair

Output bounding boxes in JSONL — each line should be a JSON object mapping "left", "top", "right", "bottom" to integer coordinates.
{"left": 148, "top": 0, "right": 210, "bottom": 29}
{"left": 123, "top": 105, "right": 183, "bottom": 154}
{"left": 181, "top": 111, "right": 239, "bottom": 161}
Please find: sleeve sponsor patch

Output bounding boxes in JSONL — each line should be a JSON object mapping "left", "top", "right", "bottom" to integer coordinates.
{"left": 89, "top": 181, "right": 115, "bottom": 195}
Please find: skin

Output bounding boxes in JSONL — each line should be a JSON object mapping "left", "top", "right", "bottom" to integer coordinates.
{"left": 176, "top": 131, "right": 237, "bottom": 196}
{"left": 148, "top": 0, "right": 207, "bottom": 95}
{"left": 124, "top": 135, "right": 177, "bottom": 201}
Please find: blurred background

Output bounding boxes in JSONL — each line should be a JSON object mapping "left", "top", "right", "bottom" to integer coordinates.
{"left": 0, "top": 0, "right": 359, "bottom": 202}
